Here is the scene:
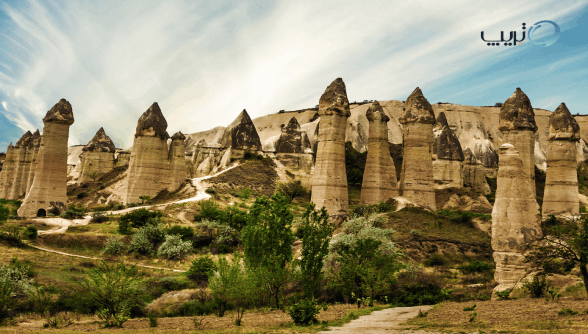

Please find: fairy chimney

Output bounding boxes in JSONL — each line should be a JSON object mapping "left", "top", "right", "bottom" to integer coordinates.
{"left": 432, "top": 112, "right": 464, "bottom": 189}
{"left": 398, "top": 87, "right": 436, "bottom": 210}
{"left": 492, "top": 143, "right": 542, "bottom": 293}
{"left": 275, "top": 117, "right": 312, "bottom": 154}
{"left": 123, "top": 102, "right": 171, "bottom": 204}
{"left": 79, "top": 127, "right": 116, "bottom": 183}
{"left": 0, "top": 143, "right": 16, "bottom": 199}
{"left": 543, "top": 103, "right": 580, "bottom": 218}
{"left": 25, "top": 130, "right": 42, "bottom": 193}
{"left": 169, "top": 131, "right": 187, "bottom": 191}
{"left": 462, "top": 147, "right": 490, "bottom": 194}
{"left": 220, "top": 109, "right": 262, "bottom": 158}
{"left": 499, "top": 88, "right": 538, "bottom": 197}
{"left": 18, "top": 99, "right": 74, "bottom": 217}
{"left": 360, "top": 101, "right": 398, "bottom": 205}
{"left": 311, "top": 78, "right": 351, "bottom": 217}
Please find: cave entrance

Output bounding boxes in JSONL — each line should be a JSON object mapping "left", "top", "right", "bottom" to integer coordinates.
{"left": 36, "top": 209, "right": 46, "bottom": 217}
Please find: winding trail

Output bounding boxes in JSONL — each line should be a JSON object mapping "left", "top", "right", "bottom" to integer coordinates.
{"left": 318, "top": 306, "right": 436, "bottom": 334}
{"left": 24, "top": 164, "right": 242, "bottom": 273}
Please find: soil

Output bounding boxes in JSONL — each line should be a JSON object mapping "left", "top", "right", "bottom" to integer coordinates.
{"left": 207, "top": 159, "right": 278, "bottom": 197}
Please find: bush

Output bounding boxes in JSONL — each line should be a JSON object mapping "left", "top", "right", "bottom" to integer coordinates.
{"left": 90, "top": 212, "right": 109, "bottom": 223}
{"left": 558, "top": 308, "right": 579, "bottom": 316}
{"left": 60, "top": 204, "right": 87, "bottom": 219}
{"left": 523, "top": 274, "right": 550, "bottom": 298}
{"left": 205, "top": 188, "right": 217, "bottom": 195}
{"left": 288, "top": 299, "right": 321, "bottom": 325}
{"left": 76, "top": 192, "right": 88, "bottom": 199}
{"left": 164, "top": 226, "right": 194, "bottom": 240}
{"left": 119, "top": 209, "right": 163, "bottom": 229}
{"left": 351, "top": 200, "right": 396, "bottom": 217}
{"left": 494, "top": 290, "right": 511, "bottom": 300}
{"left": 389, "top": 269, "right": 451, "bottom": 306}
{"left": 457, "top": 260, "right": 493, "bottom": 274}
{"left": 103, "top": 237, "right": 127, "bottom": 256}
{"left": 194, "top": 200, "right": 223, "bottom": 222}
{"left": 0, "top": 263, "right": 35, "bottom": 322}
{"left": 22, "top": 226, "right": 38, "bottom": 240}
{"left": 128, "top": 222, "right": 165, "bottom": 255}
{"left": 187, "top": 256, "right": 217, "bottom": 283}
{"left": 424, "top": 254, "right": 447, "bottom": 267}
{"left": 275, "top": 181, "right": 308, "bottom": 201}
{"left": 157, "top": 235, "right": 193, "bottom": 260}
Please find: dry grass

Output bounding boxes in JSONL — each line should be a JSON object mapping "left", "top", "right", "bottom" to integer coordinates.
{"left": 0, "top": 304, "right": 383, "bottom": 333}
{"left": 407, "top": 297, "right": 588, "bottom": 333}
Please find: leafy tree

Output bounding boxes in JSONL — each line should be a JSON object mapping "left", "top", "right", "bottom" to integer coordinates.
{"left": 0, "top": 204, "right": 9, "bottom": 223}
{"left": 208, "top": 254, "right": 259, "bottom": 325}
{"left": 0, "top": 264, "right": 34, "bottom": 323}
{"left": 78, "top": 262, "right": 145, "bottom": 327}
{"left": 139, "top": 195, "right": 152, "bottom": 205}
{"left": 298, "top": 204, "right": 334, "bottom": 299}
{"left": 275, "top": 180, "right": 308, "bottom": 201}
{"left": 525, "top": 215, "right": 588, "bottom": 298}
{"left": 187, "top": 256, "right": 217, "bottom": 284}
{"left": 242, "top": 193, "right": 294, "bottom": 309}
{"left": 87, "top": 171, "right": 101, "bottom": 182}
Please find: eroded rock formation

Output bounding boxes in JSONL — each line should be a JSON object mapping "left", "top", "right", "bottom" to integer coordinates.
{"left": 220, "top": 109, "right": 262, "bottom": 158}
{"left": 499, "top": 88, "right": 538, "bottom": 197}
{"left": 311, "top": 78, "right": 351, "bottom": 216}
{"left": 79, "top": 127, "right": 116, "bottom": 183}
{"left": 0, "top": 129, "right": 42, "bottom": 199}
{"left": 123, "top": 102, "right": 185, "bottom": 204}
{"left": 360, "top": 101, "right": 398, "bottom": 205}
{"left": 114, "top": 150, "right": 131, "bottom": 168}
{"left": 18, "top": 99, "right": 74, "bottom": 217}
{"left": 543, "top": 103, "right": 580, "bottom": 218}
{"left": 398, "top": 88, "right": 436, "bottom": 210}
{"left": 492, "top": 143, "right": 542, "bottom": 292}
{"left": 462, "top": 148, "right": 490, "bottom": 194}
{"left": 169, "top": 131, "right": 187, "bottom": 191}
{"left": 432, "top": 112, "right": 464, "bottom": 189}
{"left": 273, "top": 117, "right": 314, "bottom": 189}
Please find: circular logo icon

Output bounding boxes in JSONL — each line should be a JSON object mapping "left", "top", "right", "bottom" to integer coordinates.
{"left": 528, "top": 20, "right": 561, "bottom": 47}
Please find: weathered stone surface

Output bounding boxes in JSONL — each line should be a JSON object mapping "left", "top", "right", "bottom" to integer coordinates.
{"left": 169, "top": 131, "right": 187, "bottom": 191}
{"left": 114, "top": 150, "right": 131, "bottom": 168}
{"left": 543, "top": 103, "right": 580, "bottom": 218}
{"left": 220, "top": 109, "right": 262, "bottom": 154}
{"left": 79, "top": 128, "right": 117, "bottom": 183}
{"left": 492, "top": 143, "right": 542, "bottom": 292}
{"left": 42, "top": 99, "right": 74, "bottom": 125}
{"left": 462, "top": 147, "right": 491, "bottom": 194}
{"left": 135, "top": 102, "right": 168, "bottom": 139}
{"left": 311, "top": 78, "right": 351, "bottom": 216}
{"left": 398, "top": 88, "right": 436, "bottom": 210}
{"left": 399, "top": 87, "right": 435, "bottom": 124}
{"left": 124, "top": 104, "right": 184, "bottom": 204}
{"left": 18, "top": 99, "right": 74, "bottom": 217}
{"left": 0, "top": 143, "right": 16, "bottom": 199}
{"left": 500, "top": 88, "right": 537, "bottom": 197}
{"left": 8, "top": 131, "right": 34, "bottom": 199}
{"left": 26, "top": 130, "right": 42, "bottom": 193}
{"left": 360, "top": 101, "right": 398, "bottom": 205}
{"left": 275, "top": 117, "right": 312, "bottom": 154}
{"left": 82, "top": 127, "right": 116, "bottom": 153}
{"left": 432, "top": 112, "right": 464, "bottom": 189}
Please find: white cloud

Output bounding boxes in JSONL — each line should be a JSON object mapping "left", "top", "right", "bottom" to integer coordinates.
{"left": 0, "top": 0, "right": 586, "bottom": 148}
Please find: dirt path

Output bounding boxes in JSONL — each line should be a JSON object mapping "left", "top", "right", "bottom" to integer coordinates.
{"left": 317, "top": 306, "right": 436, "bottom": 334}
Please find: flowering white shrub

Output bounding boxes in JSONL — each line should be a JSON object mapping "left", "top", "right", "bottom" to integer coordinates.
{"left": 157, "top": 234, "right": 193, "bottom": 260}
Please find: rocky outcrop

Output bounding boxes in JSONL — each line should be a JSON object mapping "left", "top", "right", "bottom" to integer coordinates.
{"left": 123, "top": 103, "right": 185, "bottom": 204}
{"left": 432, "top": 112, "right": 464, "bottom": 189}
{"left": 499, "top": 88, "right": 538, "bottom": 197}
{"left": 543, "top": 103, "right": 580, "bottom": 218}
{"left": 462, "top": 148, "right": 491, "bottom": 194}
{"left": 169, "top": 131, "right": 187, "bottom": 191}
{"left": 398, "top": 88, "right": 436, "bottom": 210}
{"left": 275, "top": 117, "right": 312, "bottom": 154}
{"left": 114, "top": 150, "right": 131, "bottom": 168}
{"left": 25, "top": 130, "right": 42, "bottom": 192}
{"left": 78, "top": 128, "right": 116, "bottom": 183}
{"left": 492, "top": 143, "right": 542, "bottom": 292}
{"left": 311, "top": 78, "right": 351, "bottom": 216}
{"left": 220, "top": 109, "right": 262, "bottom": 158}
{"left": 0, "top": 130, "right": 42, "bottom": 199}
{"left": 360, "top": 101, "right": 398, "bottom": 205}
{"left": 18, "top": 99, "right": 74, "bottom": 217}
{"left": 0, "top": 143, "right": 16, "bottom": 199}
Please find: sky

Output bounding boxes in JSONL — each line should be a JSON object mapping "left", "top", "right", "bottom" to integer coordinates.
{"left": 0, "top": 0, "right": 587, "bottom": 150}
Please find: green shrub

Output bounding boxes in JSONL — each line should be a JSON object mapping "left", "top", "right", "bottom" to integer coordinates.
{"left": 90, "top": 212, "right": 109, "bottom": 223}
{"left": 103, "top": 237, "right": 127, "bottom": 256}
{"left": 275, "top": 181, "right": 308, "bottom": 201}
{"left": 187, "top": 256, "right": 217, "bottom": 283}
{"left": 148, "top": 313, "right": 158, "bottom": 327}
{"left": 128, "top": 222, "right": 165, "bottom": 255}
{"left": 494, "top": 290, "right": 511, "bottom": 300}
{"left": 558, "top": 308, "right": 579, "bottom": 316}
{"left": 351, "top": 200, "right": 396, "bottom": 217}
{"left": 389, "top": 269, "right": 451, "bottom": 306}
{"left": 76, "top": 192, "right": 88, "bottom": 199}
{"left": 463, "top": 304, "right": 476, "bottom": 311}
{"left": 287, "top": 299, "right": 322, "bottom": 325}
{"left": 164, "top": 226, "right": 194, "bottom": 240}
{"left": 580, "top": 206, "right": 587, "bottom": 213}
{"left": 423, "top": 254, "right": 447, "bottom": 267}
{"left": 22, "top": 226, "right": 38, "bottom": 240}
{"left": 119, "top": 209, "right": 163, "bottom": 229}
{"left": 60, "top": 204, "right": 87, "bottom": 219}
{"left": 523, "top": 274, "right": 550, "bottom": 298}
{"left": 194, "top": 200, "right": 223, "bottom": 222}
{"left": 157, "top": 235, "right": 193, "bottom": 260}
{"left": 205, "top": 188, "right": 217, "bottom": 195}
{"left": 457, "top": 260, "right": 493, "bottom": 274}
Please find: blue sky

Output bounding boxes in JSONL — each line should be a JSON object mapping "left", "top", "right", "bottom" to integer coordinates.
{"left": 0, "top": 0, "right": 587, "bottom": 150}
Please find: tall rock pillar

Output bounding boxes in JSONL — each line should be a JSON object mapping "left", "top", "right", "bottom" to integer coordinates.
{"left": 169, "top": 131, "right": 187, "bottom": 192}
{"left": 0, "top": 143, "right": 16, "bottom": 199}
{"left": 360, "top": 101, "right": 398, "bottom": 205}
{"left": 10, "top": 131, "right": 33, "bottom": 199}
{"left": 123, "top": 102, "right": 171, "bottom": 204}
{"left": 311, "top": 78, "right": 351, "bottom": 217}
{"left": 398, "top": 88, "right": 436, "bottom": 210}
{"left": 18, "top": 99, "right": 74, "bottom": 217}
{"left": 79, "top": 127, "right": 116, "bottom": 183}
{"left": 543, "top": 103, "right": 580, "bottom": 218}
{"left": 499, "top": 88, "right": 538, "bottom": 197}
{"left": 492, "top": 143, "right": 542, "bottom": 292}
{"left": 432, "top": 112, "right": 464, "bottom": 189}
{"left": 25, "top": 130, "right": 42, "bottom": 195}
